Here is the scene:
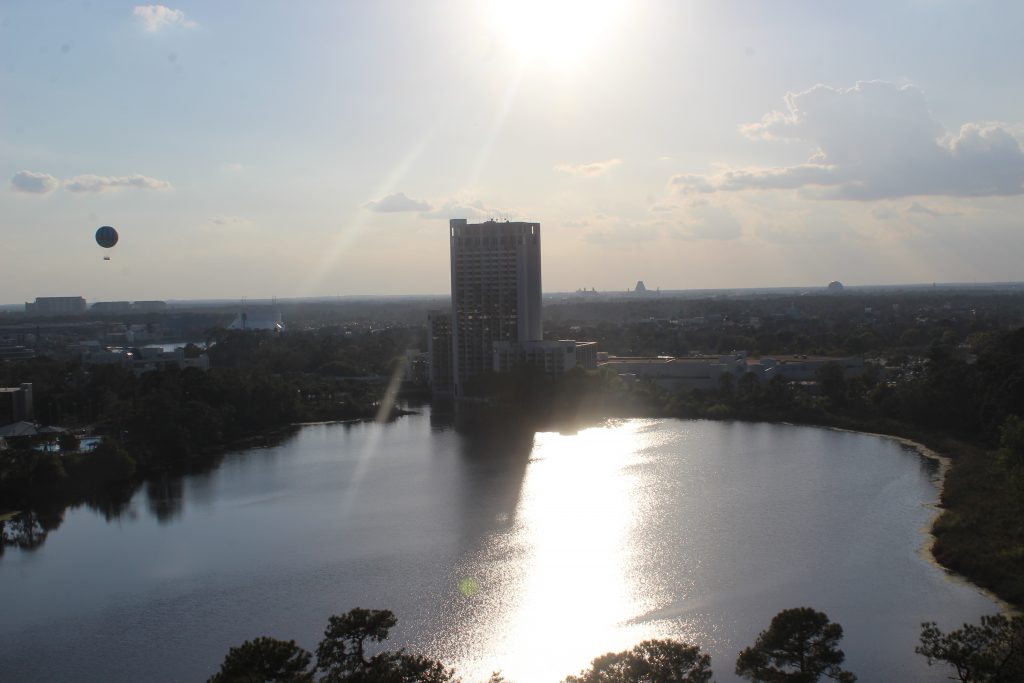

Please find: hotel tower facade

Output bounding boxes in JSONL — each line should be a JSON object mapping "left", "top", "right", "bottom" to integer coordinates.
{"left": 448, "top": 218, "right": 543, "bottom": 396}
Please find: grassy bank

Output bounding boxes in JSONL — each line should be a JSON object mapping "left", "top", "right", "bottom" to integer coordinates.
{"left": 928, "top": 436, "right": 1024, "bottom": 608}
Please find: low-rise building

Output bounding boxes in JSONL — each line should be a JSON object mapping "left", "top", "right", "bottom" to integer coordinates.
{"left": 81, "top": 346, "right": 209, "bottom": 375}
{"left": 600, "top": 352, "right": 867, "bottom": 392}
{"left": 91, "top": 301, "right": 133, "bottom": 314}
{"left": 0, "top": 383, "right": 33, "bottom": 424}
{"left": 427, "top": 311, "right": 453, "bottom": 395}
{"left": 0, "top": 344, "right": 34, "bottom": 361}
{"left": 131, "top": 346, "right": 210, "bottom": 375}
{"left": 600, "top": 354, "right": 747, "bottom": 392}
{"left": 492, "top": 340, "right": 599, "bottom": 375}
{"left": 493, "top": 340, "right": 577, "bottom": 374}
{"left": 757, "top": 355, "right": 865, "bottom": 382}
{"left": 403, "top": 349, "right": 429, "bottom": 385}
{"left": 25, "top": 296, "right": 87, "bottom": 316}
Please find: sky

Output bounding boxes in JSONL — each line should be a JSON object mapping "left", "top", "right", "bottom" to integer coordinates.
{"left": 2, "top": 0, "right": 1023, "bottom": 303}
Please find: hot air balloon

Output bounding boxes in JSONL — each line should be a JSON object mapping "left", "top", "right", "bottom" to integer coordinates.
{"left": 95, "top": 225, "right": 119, "bottom": 248}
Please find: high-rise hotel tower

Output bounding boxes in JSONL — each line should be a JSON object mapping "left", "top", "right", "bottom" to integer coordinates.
{"left": 449, "top": 218, "right": 542, "bottom": 395}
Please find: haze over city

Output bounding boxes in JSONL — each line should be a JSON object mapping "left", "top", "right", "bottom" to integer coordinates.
{"left": 3, "top": 0, "right": 1023, "bottom": 304}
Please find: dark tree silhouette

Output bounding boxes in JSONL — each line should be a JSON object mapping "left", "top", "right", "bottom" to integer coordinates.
{"left": 563, "top": 639, "right": 713, "bottom": 682}
{"left": 735, "top": 607, "right": 856, "bottom": 682}
{"left": 211, "top": 609, "right": 456, "bottom": 683}
{"left": 316, "top": 608, "right": 398, "bottom": 679}
{"left": 207, "top": 636, "right": 314, "bottom": 683}
{"left": 315, "top": 608, "right": 456, "bottom": 683}
{"left": 916, "top": 613, "right": 1024, "bottom": 683}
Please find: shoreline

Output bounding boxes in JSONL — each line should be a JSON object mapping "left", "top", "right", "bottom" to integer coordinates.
{"left": 826, "top": 425, "right": 1019, "bottom": 616}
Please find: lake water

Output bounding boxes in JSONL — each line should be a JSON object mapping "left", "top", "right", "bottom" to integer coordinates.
{"left": 0, "top": 409, "right": 1001, "bottom": 682}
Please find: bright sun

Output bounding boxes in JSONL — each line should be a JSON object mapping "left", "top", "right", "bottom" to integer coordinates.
{"left": 488, "top": 0, "right": 626, "bottom": 69}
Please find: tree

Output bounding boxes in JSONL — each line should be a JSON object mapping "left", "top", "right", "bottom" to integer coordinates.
{"left": 815, "top": 363, "right": 847, "bottom": 410}
{"left": 718, "top": 371, "right": 735, "bottom": 398}
{"left": 563, "top": 639, "right": 713, "bottom": 683}
{"left": 997, "top": 416, "right": 1024, "bottom": 501}
{"left": 58, "top": 431, "right": 79, "bottom": 453}
{"left": 211, "top": 610, "right": 457, "bottom": 683}
{"left": 343, "top": 653, "right": 457, "bottom": 683}
{"left": 738, "top": 372, "right": 761, "bottom": 403}
{"left": 916, "top": 613, "right": 1024, "bottom": 682}
{"left": 208, "top": 636, "right": 314, "bottom": 683}
{"left": 735, "top": 607, "right": 856, "bottom": 682}
{"left": 316, "top": 608, "right": 456, "bottom": 683}
{"left": 79, "top": 439, "right": 137, "bottom": 485}
{"left": 317, "top": 608, "right": 398, "bottom": 679}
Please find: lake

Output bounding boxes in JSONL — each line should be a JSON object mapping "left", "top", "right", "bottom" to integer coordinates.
{"left": 0, "top": 408, "right": 1001, "bottom": 681}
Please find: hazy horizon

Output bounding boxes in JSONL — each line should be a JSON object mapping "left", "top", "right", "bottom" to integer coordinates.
{"left": 8, "top": 278, "right": 1024, "bottom": 312}
{"left": 3, "top": 1, "right": 1023, "bottom": 302}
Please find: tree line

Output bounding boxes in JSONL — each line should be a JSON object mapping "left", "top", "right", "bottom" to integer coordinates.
{"left": 207, "top": 607, "right": 1024, "bottom": 683}
{"left": 0, "top": 327, "right": 421, "bottom": 519}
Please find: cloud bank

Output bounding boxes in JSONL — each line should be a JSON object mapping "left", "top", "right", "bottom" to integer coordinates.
{"left": 133, "top": 5, "right": 197, "bottom": 32}
{"left": 671, "top": 81, "right": 1024, "bottom": 200}
{"left": 365, "top": 192, "right": 431, "bottom": 212}
{"left": 10, "top": 170, "right": 59, "bottom": 195}
{"left": 64, "top": 174, "right": 173, "bottom": 193}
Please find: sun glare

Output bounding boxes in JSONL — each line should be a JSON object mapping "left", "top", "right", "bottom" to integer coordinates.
{"left": 489, "top": 0, "right": 626, "bottom": 69}
{"left": 460, "top": 421, "right": 659, "bottom": 681}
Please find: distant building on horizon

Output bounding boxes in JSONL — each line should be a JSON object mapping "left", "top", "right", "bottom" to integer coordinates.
{"left": 25, "top": 296, "right": 86, "bottom": 316}
{"left": 227, "top": 309, "right": 284, "bottom": 332}
{"left": 91, "top": 301, "right": 132, "bottom": 314}
{"left": 92, "top": 300, "right": 168, "bottom": 314}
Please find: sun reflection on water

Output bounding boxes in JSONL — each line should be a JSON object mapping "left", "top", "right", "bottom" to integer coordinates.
{"left": 454, "top": 420, "right": 666, "bottom": 682}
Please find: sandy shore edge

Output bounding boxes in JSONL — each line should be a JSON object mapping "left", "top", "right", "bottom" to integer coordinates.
{"left": 826, "top": 425, "right": 1019, "bottom": 616}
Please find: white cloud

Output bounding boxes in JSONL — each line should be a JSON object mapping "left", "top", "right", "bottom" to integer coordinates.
{"left": 672, "top": 81, "right": 1024, "bottom": 200}
{"left": 365, "top": 192, "right": 431, "bottom": 213}
{"left": 10, "top": 170, "right": 59, "bottom": 195}
{"left": 669, "top": 174, "right": 720, "bottom": 194}
{"left": 554, "top": 158, "right": 622, "bottom": 177}
{"left": 133, "top": 5, "right": 197, "bottom": 32}
{"left": 64, "top": 174, "right": 173, "bottom": 193}
{"left": 906, "top": 201, "right": 962, "bottom": 217}
{"left": 418, "top": 197, "right": 509, "bottom": 220}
